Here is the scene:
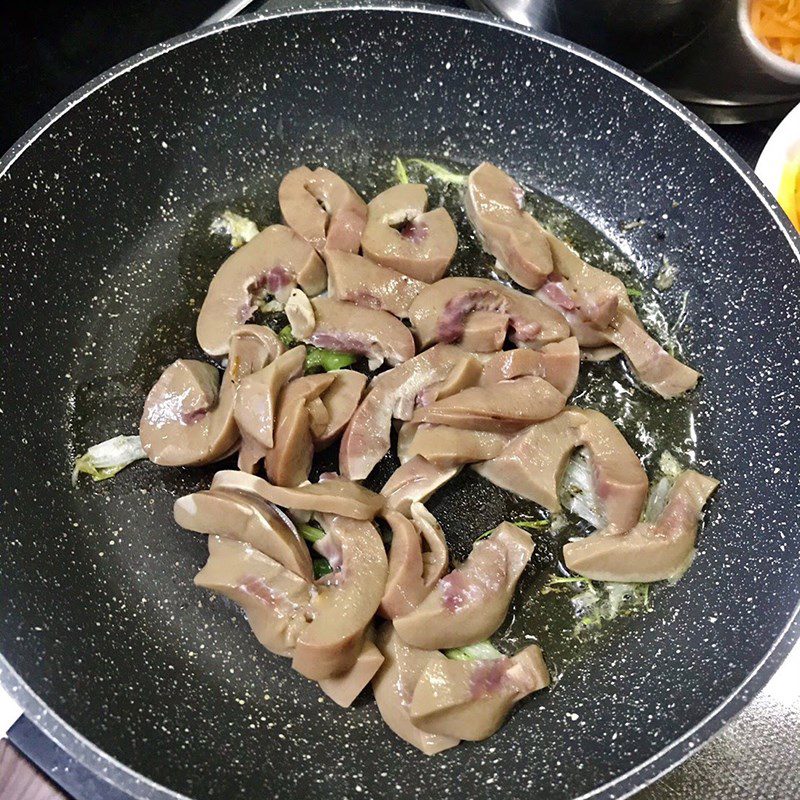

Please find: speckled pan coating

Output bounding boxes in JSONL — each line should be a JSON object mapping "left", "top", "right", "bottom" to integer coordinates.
{"left": 0, "top": 3, "right": 799, "bottom": 800}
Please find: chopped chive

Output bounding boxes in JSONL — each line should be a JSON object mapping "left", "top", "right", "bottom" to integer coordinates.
{"left": 305, "top": 347, "right": 357, "bottom": 373}
{"left": 278, "top": 325, "right": 296, "bottom": 348}
{"left": 511, "top": 520, "right": 549, "bottom": 529}
{"left": 476, "top": 518, "right": 548, "bottom": 541}
{"left": 406, "top": 158, "right": 468, "bottom": 186}
{"left": 299, "top": 524, "right": 325, "bottom": 543}
{"left": 619, "top": 219, "right": 646, "bottom": 232}
{"left": 393, "top": 156, "right": 409, "bottom": 184}
{"left": 313, "top": 558, "right": 333, "bottom": 579}
{"left": 444, "top": 640, "right": 504, "bottom": 661}
{"left": 72, "top": 435, "right": 146, "bottom": 485}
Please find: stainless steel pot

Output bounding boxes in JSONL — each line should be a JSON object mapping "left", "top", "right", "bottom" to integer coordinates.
{"left": 467, "top": 0, "right": 800, "bottom": 122}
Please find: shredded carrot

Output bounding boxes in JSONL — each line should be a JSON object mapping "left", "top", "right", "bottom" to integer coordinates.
{"left": 751, "top": 0, "right": 800, "bottom": 62}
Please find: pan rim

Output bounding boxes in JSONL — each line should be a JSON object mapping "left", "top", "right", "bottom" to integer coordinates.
{"left": 1, "top": 3, "right": 799, "bottom": 800}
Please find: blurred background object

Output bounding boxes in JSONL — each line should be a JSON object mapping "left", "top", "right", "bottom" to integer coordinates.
{"left": 467, "top": 0, "right": 800, "bottom": 122}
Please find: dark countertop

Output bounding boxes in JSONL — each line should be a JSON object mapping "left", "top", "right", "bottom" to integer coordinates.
{"left": 1, "top": 3, "right": 797, "bottom": 800}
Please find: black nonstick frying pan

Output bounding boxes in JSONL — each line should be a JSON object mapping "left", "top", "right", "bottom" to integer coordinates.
{"left": 1, "top": 3, "right": 799, "bottom": 799}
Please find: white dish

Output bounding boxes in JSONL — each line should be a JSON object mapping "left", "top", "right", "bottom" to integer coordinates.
{"left": 755, "top": 100, "right": 800, "bottom": 197}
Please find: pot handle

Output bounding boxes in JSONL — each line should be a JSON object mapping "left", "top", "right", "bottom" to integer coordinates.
{"left": 3, "top": 716, "right": 132, "bottom": 799}
{"left": 202, "top": 0, "right": 261, "bottom": 26}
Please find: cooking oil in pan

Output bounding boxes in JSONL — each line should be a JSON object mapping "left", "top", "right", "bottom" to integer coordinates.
{"left": 69, "top": 153, "right": 699, "bottom": 676}
{"left": 364, "top": 156, "right": 699, "bottom": 673}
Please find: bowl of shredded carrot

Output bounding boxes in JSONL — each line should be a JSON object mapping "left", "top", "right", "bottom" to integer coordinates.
{"left": 755, "top": 100, "right": 800, "bottom": 232}
{"left": 743, "top": 0, "right": 800, "bottom": 79}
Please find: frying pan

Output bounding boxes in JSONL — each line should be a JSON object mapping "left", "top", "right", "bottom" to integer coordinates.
{"left": 1, "top": 3, "right": 799, "bottom": 799}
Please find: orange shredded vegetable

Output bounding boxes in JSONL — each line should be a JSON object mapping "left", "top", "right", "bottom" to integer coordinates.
{"left": 751, "top": 0, "right": 800, "bottom": 62}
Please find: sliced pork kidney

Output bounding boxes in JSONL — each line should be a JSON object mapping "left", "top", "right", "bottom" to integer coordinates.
{"left": 475, "top": 408, "right": 647, "bottom": 533}
{"left": 380, "top": 457, "right": 460, "bottom": 515}
{"left": 395, "top": 421, "right": 421, "bottom": 465}
{"left": 196, "top": 224, "right": 325, "bottom": 357}
{"left": 278, "top": 166, "right": 367, "bottom": 254}
{"left": 408, "top": 276, "right": 569, "bottom": 350}
{"left": 536, "top": 234, "right": 634, "bottom": 348}
{"left": 174, "top": 489, "right": 313, "bottom": 581}
{"left": 380, "top": 508, "right": 449, "bottom": 619}
{"left": 465, "top": 162, "right": 553, "bottom": 290}
{"left": 408, "top": 503, "right": 450, "bottom": 589}
{"left": 408, "top": 644, "right": 550, "bottom": 740}
{"left": 140, "top": 360, "right": 230, "bottom": 466}
{"left": 194, "top": 536, "right": 312, "bottom": 657}
{"left": 473, "top": 410, "right": 585, "bottom": 511}
{"left": 538, "top": 234, "right": 699, "bottom": 398}
{"left": 361, "top": 184, "right": 458, "bottom": 282}
{"left": 326, "top": 250, "right": 425, "bottom": 318}
{"left": 575, "top": 409, "right": 649, "bottom": 533}
{"left": 479, "top": 337, "right": 580, "bottom": 397}
{"left": 380, "top": 513, "right": 429, "bottom": 620}
{"left": 264, "top": 373, "right": 336, "bottom": 487}
{"left": 284, "top": 288, "right": 316, "bottom": 340}
{"left": 372, "top": 625, "right": 460, "bottom": 755}
{"left": 317, "top": 629, "right": 384, "bottom": 708}
{"left": 393, "top": 522, "right": 534, "bottom": 650}
{"left": 314, "top": 370, "right": 367, "bottom": 449}
{"left": 563, "top": 469, "right": 718, "bottom": 581}
{"left": 226, "top": 324, "right": 284, "bottom": 376}
{"left": 339, "top": 344, "right": 466, "bottom": 480}
{"left": 292, "top": 514, "right": 388, "bottom": 680}
{"left": 460, "top": 312, "right": 509, "bottom": 352}
{"left": 416, "top": 354, "right": 483, "bottom": 406}
{"left": 605, "top": 313, "right": 701, "bottom": 399}
{"left": 411, "top": 376, "right": 566, "bottom": 432}
{"left": 234, "top": 345, "right": 306, "bottom": 472}
{"left": 141, "top": 325, "right": 284, "bottom": 468}
{"left": 299, "top": 297, "right": 415, "bottom": 369}
{"left": 405, "top": 425, "right": 513, "bottom": 466}
{"left": 212, "top": 470, "right": 384, "bottom": 521}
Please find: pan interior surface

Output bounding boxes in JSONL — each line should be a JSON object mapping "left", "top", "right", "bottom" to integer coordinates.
{"left": 0, "top": 6, "right": 798, "bottom": 800}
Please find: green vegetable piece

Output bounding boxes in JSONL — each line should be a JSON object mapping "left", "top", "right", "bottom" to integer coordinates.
{"left": 406, "top": 158, "right": 469, "bottom": 186}
{"left": 636, "top": 583, "right": 651, "bottom": 610}
{"left": 655, "top": 256, "right": 677, "bottom": 291}
{"left": 476, "top": 518, "right": 548, "bottom": 541}
{"left": 72, "top": 435, "right": 146, "bottom": 485}
{"left": 299, "top": 524, "right": 325, "bottom": 543}
{"left": 305, "top": 347, "right": 357, "bottom": 373}
{"left": 619, "top": 219, "right": 646, "bottom": 232}
{"left": 540, "top": 574, "right": 594, "bottom": 596}
{"left": 445, "top": 640, "right": 504, "bottom": 661}
{"left": 547, "top": 575, "right": 594, "bottom": 586}
{"left": 278, "top": 325, "right": 356, "bottom": 373}
{"left": 626, "top": 287, "right": 643, "bottom": 298}
{"left": 394, "top": 156, "right": 409, "bottom": 184}
{"left": 511, "top": 519, "right": 549, "bottom": 530}
{"left": 210, "top": 210, "right": 260, "bottom": 248}
{"left": 313, "top": 558, "right": 333, "bottom": 579}
{"left": 279, "top": 325, "right": 296, "bottom": 348}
